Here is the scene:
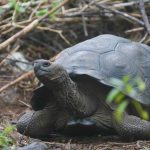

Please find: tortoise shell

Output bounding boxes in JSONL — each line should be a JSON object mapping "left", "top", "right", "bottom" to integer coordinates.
{"left": 53, "top": 34, "right": 150, "bottom": 105}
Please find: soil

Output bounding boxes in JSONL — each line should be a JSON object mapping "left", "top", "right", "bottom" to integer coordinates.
{"left": 0, "top": 0, "right": 150, "bottom": 149}
{"left": 0, "top": 105, "right": 150, "bottom": 150}
{"left": 0, "top": 56, "right": 150, "bottom": 150}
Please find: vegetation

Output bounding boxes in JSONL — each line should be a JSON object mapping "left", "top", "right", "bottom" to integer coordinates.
{"left": 106, "top": 76, "right": 149, "bottom": 122}
{"left": 0, "top": 125, "right": 16, "bottom": 150}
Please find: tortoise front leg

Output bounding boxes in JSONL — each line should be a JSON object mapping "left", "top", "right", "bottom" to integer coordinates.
{"left": 112, "top": 112, "right": 150, "bottom": 140}
{"left": 17, "top": 105, "right": 70, "bottom": 138}
{"left": 30, "top": 86, "right": 54, "bottom": 111}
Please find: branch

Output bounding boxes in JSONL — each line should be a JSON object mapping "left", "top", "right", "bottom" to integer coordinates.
{"left": 139, "top": 0, "right": 150, "bottom": 34}
{"left": 95, "top": 4, "right": 145, "bottom": 26}
{"left": 0, "top": 0, "right": 69, "bottom": 51}
{"left": 0, "top": 71, "right": 34, "bottom": 93}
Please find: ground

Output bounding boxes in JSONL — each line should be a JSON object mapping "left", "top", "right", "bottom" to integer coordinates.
{"left": 1, "top": 106, "right": 150, "bottom": 149}
{"left": 1, "top": 0, "right": 150, "bottom": 149}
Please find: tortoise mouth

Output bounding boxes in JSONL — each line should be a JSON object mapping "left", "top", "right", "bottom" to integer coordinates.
{"left": 34, "top": 68, "right": 63, "bottom": 81}
{"left": 34, "top": 68, "right": 51, "bottom": 77}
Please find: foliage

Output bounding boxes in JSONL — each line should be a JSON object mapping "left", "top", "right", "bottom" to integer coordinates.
{"left": 0, "top": 125, "right": 16, "bottom": 150}
{"left": 36, "top": 8, "right": 48, "bottom": 17}
{"left": 106, "top": 76, "right": 149, "bottom": 122}
{"left": 8, "top": 0, "right": 27, "bottom": 13}
{"left": 35, "top": 0, "right": 62, "bottom": 20}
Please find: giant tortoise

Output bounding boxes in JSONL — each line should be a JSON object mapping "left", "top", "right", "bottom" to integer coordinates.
{"left": 17, "top": 34, "right": 150, "bottom": 140}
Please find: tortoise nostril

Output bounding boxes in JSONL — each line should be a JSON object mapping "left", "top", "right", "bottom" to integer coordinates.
{"left": 42, "top": 62, "right": 50, "bottom": 67}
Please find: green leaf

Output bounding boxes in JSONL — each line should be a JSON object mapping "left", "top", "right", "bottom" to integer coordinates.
{"left": 132, "top": 100, "right": 149, "bottom": 120}
{"left": 125, "top": 84, "right": 133, "bottom": 93}
{"left": 122, "top": 75, "right": 130, "bottom": 83}
{"left": 107, "top": 76, "right": 148, "bottom": 123}
{"left": 114, "top": 100, "right": 129, "bottom": 122}
{"left": 16, "top": 4, "right": 26, "bottom": 13}
{"left": 106, "top": 88, "right": 120, "bottom": 103}
{"left": 3, "top": 125, "right": 15, "bottom": 136}
{"left": 141, "top": 111, "right": 149, "bottom": 120}
{"left": 49, "top": 13, "right": 57, "bottom": 21}
{"left": 115, "top": 92, "right": 125, "bottom": 104}
{"left": 48, "top": 0, "right": 62, "bottom": 20}
{"left": 9, "top": 0, "right": 26, "bottom": 13}
{"left": 116, "top": 100, "right": 129, "bottom": 113}
{"left": 135, "top": 77, "right": 146, "bottom": 91}
{"left": 8, "top": 0, "right": 16, "bottom": 8}
{"left": 52, "top": 0, "right": 62, "bottom": 12}
{"left": 36, "top": 9, "right": 48, "bottom": 16}
{"left": 0, "top": 135, "right": 7, "bottom": 145}
{"left": 0, "top": 125, "right": 16, "bottom": 149}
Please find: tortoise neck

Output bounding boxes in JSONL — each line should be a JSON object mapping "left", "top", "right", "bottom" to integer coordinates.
{"left": 49, "top": 74, "right": 75, "bottom": 105}
{"left": 41, "top": 72, "right": 69, "bottom": 88}
{"left": 47, "top": 75, "right": 98, "bottom": 118}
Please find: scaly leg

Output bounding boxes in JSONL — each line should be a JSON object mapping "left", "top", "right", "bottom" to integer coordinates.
{"left": 17, "top": 105, "right": 70, "bottom": 138}
{"left": 112, "top": 112, "right": 150, "bottom": 140}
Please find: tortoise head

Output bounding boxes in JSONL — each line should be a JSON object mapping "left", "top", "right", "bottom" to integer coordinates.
{"left": 33, "top": 59, "right": 68, "bottom": 86}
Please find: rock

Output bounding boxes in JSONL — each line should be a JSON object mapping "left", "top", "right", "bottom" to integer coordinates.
{"left": 0, "top": 87, "right": 21, "bottom": 106}
{"left": 5, "top": 52, "right": 32, "bottom": 71}
{"left": 16, "top": 142, "right": 48, "bottom": 150}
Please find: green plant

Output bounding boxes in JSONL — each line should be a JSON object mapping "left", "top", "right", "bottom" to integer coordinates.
{"left": 9, "top": 0, "right": 27, "bottom": 13}
{"left": 36, "top": 0, "right": 62, "bottom": 20}
{"left": 36, "top": 8, "right": 48, "bottom": 17}
{"left": 106, "top": 76, "right": 149, "bottom": 122}
{"left": 0, "top": 125, "right": 16, "bottom": 150}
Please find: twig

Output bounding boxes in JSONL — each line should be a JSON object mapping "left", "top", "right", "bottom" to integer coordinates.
{"left": 38, "top": 0, "right": 69, "bottom": 22}
{"left": 0, "top": 45, "right": 20, "bottom": 66}
{"left": 139, "top": 32, "right": 149, "bottom": 43}
{"left": 1, "top": 0, "right": 43, "bottom": 10}
{"left": 144, "top": 37, "right": 150, "bottom": 44}
{"left": 29, "top": 1, "right": 43, "bottom": 20}
{"left": 0, "top": 17, "right": 11, "bottom": 26}
{"left": 139, "top": 0, "right": 150, "bottom": 34}
{"left": 80, "top": 4, "right": 88, "bottom": 36}
{"left": 12, "top": 0, "right": 19, "bottom": 26}
{"left": 1, "top": 27, "right": 15, "bottom": 35}
{"left": 125, "top": 27, "right": 144, "bottom": 34}
{"left": 36, "top": 26, "right": 71, "bottom": 45}
{"left": 0, "top": 0, "right": 43, "bottom": 20}
{"left": 112, "top": 0, "right": 150, "bottom": 8}
{"left": 0, "top": 0, "right": 69, "bottom": 51}
{"left": 0, "top": 71, "right": 34, "bottom": 93}
{"left": 95, "top": 4, "right": 145, "bottom": 26}
{"left": 10, "top": 23, "right": 71, "bottom": 45}
{"left": 18, "top": 100, "right": 31, "bottom": 108}
{"left": 63, "top": 0, "right": 95, "bottom": 17}
{"left": 0, "top": 20, "right": 39, "bottom": 51}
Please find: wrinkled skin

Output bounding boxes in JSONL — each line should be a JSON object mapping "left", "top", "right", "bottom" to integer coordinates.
{"left": 17, "top": 60, "right": 150, "bottom": 140}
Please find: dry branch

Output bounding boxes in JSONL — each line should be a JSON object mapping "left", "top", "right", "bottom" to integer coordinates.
{"left": 139, "top": 0, "right": 150, "bottom": 34}
{"left": 95, "top": 4, "right": 145, "bottom": 26}
{"left": 0, "top": 0, "right": 69, "bottom": 51}
{"left": 0, "top": 20, "right": 39, "bottom": 51}
{"left": 0, "top": 71, "right": 34, "bottom": 93}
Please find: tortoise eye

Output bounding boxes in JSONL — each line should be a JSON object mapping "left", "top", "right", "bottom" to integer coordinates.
{"left": 42, "top": 62, "right": 50, "bottom": 67}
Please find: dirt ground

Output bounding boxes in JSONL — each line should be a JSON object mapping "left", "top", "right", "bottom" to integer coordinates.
{"left": 0, "top": 106, "right": 150, "bottom": 150}
{"left": 1, "top": 0, "right": 150, "bottom": 149}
